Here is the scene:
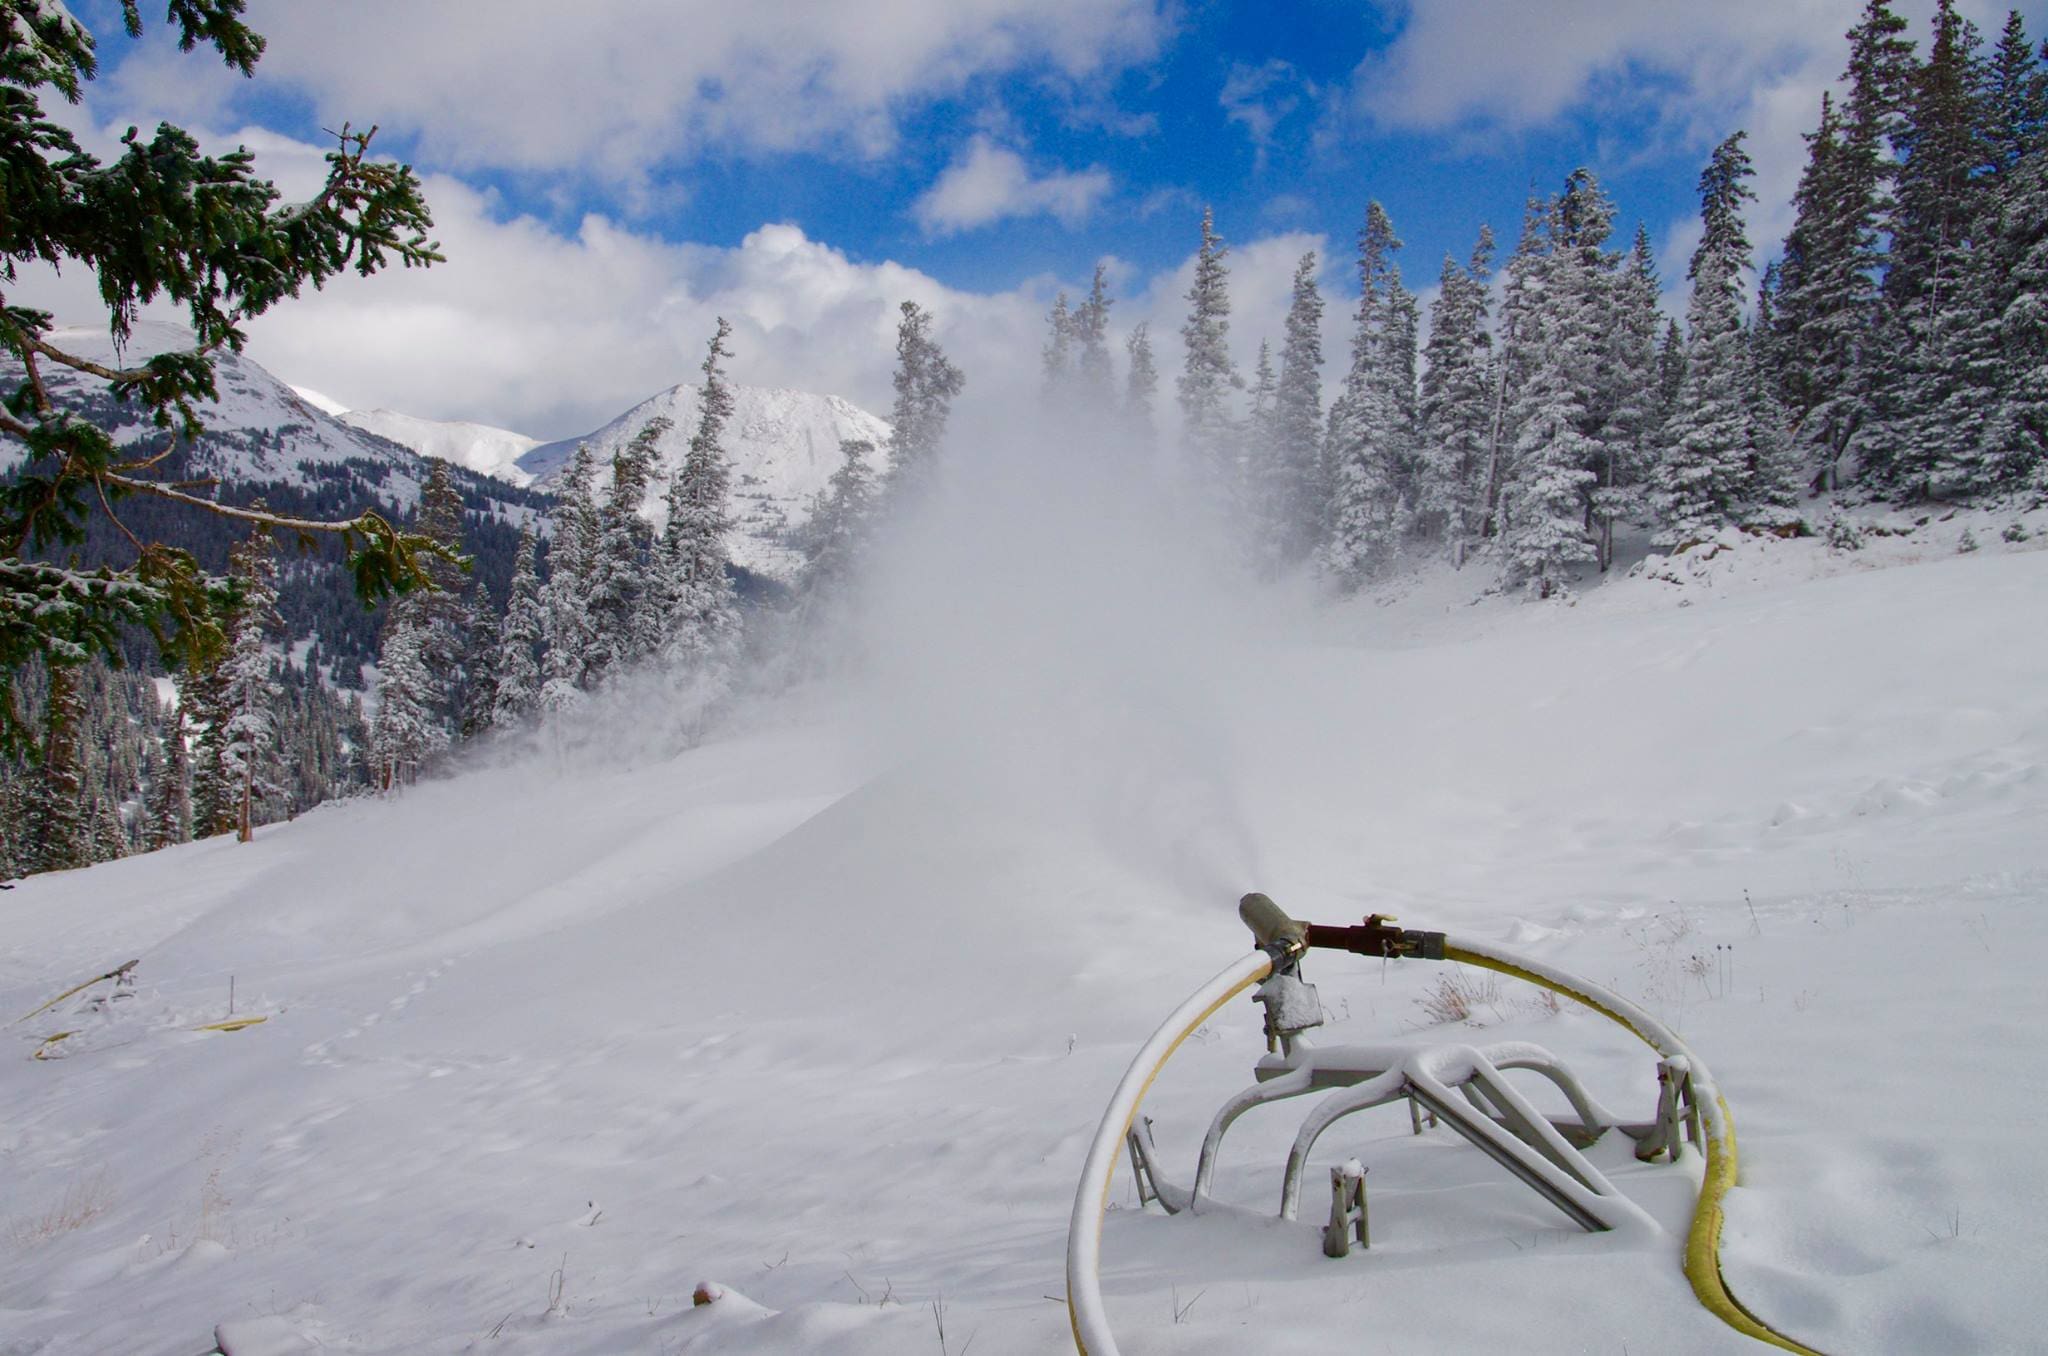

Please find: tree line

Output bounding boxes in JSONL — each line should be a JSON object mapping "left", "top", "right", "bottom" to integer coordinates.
{"left": 1033, "top": 0, "right": 2046, "bottom": 599}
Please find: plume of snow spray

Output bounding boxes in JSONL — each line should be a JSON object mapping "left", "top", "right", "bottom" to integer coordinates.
{"left": 855, "top": 400, "right": 1273, "bottom": 910}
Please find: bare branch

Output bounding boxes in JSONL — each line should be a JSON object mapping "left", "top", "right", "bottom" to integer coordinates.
{"left": 92, "top": 475, "right": 147, "bottom": 555}
{"left": 102, "top": 473, "right": 372, "bottom": 537}
{"left": 25, "top": 333, "right": 227, "bottom": 384}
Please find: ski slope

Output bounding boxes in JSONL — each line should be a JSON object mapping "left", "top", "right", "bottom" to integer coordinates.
{"left": 3, "top": 499, "right": 2046, "bottom": 1355}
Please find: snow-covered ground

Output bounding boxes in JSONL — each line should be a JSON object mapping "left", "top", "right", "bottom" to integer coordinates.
{"left": 4, "top": 491, "right": 2046, "bottom": 1355}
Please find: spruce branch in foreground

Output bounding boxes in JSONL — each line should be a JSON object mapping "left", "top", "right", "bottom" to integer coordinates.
{"left": 0, "top": 0, "right": 451, "bottom": 755}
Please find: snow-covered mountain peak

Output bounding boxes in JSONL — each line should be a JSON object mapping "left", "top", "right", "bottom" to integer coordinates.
{"left": 339, "top": 409, "right": 539, "bottom": 487}
{"left": 520, "top": 380, "right": 890, "bottom": 580}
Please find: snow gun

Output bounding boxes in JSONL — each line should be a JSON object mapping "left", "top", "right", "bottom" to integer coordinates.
{"left": 1064, "top": 892, "right": 1827, "bottom": 1355}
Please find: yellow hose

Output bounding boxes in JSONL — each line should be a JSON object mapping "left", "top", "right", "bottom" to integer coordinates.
{"left": 1446, "top": 945, "right": 1826, "bottom": 1355}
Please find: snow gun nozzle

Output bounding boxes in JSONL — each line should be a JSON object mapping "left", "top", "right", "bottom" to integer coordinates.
{"left": 1239, "top": 892, "right": 1308, "bottom": 961}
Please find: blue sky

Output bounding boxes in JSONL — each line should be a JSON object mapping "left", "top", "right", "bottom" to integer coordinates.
{"left": 31, "top": 1, "right": 2048, "bottom": 438}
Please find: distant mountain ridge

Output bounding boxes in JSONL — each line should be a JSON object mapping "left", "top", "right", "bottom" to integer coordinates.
{"left": 339, "top": 408, "right": 539, "bottom": 486}
{"left": 520, "top": 382, "right": 891, "bottom": 581}
{"left": 2, "top": 322, "right": 552, "bottom": 682}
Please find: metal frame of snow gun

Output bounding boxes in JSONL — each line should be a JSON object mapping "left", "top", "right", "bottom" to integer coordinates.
{"left": 1064, "top": 893, "right": 1828, "bottom": 1356}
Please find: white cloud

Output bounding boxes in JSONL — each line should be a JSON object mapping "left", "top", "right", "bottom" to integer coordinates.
{"left": 12, "top": 122, "right": 1332, "bottom": 449}
{"left": 1220, "top": 59, "right": 1308, "bottom": 170}
{"left": 912, "top": 136, "right": 1114, "bottom": 235}
{"left": 100, "top": 0, "right": 1166, "bottom": 191}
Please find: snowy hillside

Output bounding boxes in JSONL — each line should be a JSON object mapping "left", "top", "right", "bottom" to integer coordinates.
{"left": 1, "top": 323, "right": 531, "bottom": 520}
{"left": 521, "top": 383, "right": 891, "bottom": 580}
{"left": 340, "top": 409, "right": 540, "bottom": 487}
{"left": 4, "top": 475, "right": 2045, "bottom": 1354}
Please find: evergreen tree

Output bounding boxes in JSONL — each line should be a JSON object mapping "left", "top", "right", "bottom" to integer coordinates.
{"left": 885, "top": 302, "right": 966, "bottom": 496}
{"left": 1983, "top": 10, "right": 2047, "bottom": 174}
{"left": 1886, "top": 0, "right": 1986, "bottom": 324}
{"left": 1971, "top": 80, "right": 2048, "bottom": 492}
{"left": 1499, "top": 187, "right": 1602, "bottom": 596}
{"left": 1417, "top": 229, "right": 1495, "bottom": 568}
{"left": 1321, "top": 202, "right": 1409, "bottom": 585}
{"left": 184, "top": 648, "right": 235, "bottom": 838}
{"left": 369, "top": 614, "right": 443, "bottom": 791}
{"left": 1176, "top": 207, "right": 1240, "bottom": 492}
{"left": 144, "top": 701, "right": 192, "bottom": 851}
{"left": 539, "top": 445, "right": 601, "bottom": 713}
{"left": 1598, "top": 225, "right": 1665, "bottom": 563}
{"left": 802, "top": 439, "right": 881, "bottom": 596}
{"left": 1124, "top": 323, "right": 1159, "bottom": 453}
{"left": 1270, "top": 252, "right": 1327, "bottom": 569}
{"left": 459, "top": 581, "right": 500, "bottom": 738}
{"left": 1655, "top": 318, "right": 1687, "bottom": 428}
{"left": 1072, "top": 264, "right": 1117, "bottom": 414}
{"left": 1775, "top": 3, "right": 1917, "bottom": 490}
{"left": 586, "top": 417, "right": 669, "bottom": 686}
{"left": 1656, "top": 132, "right": 1794, "bottom": 542}
{"left": 1483, "top": 192, "right": 1555, "bottom": 540}
{"left": 1042, "top": 292, "right": 1074, "bottom": 394}
{"left": 492, "top": 525, "right": 545, "bottom": 726}
{"left": 660, "top": 319, "right": 742, "bottom": 676}
{"left": 28, "top": 662, "right": 88, "bottom": 872}
{"left": 219, "top": 529, "right": 283, "bottom": 841}
{"left": 1244, "top": 339, "right": 1279, "bottom": 549}
{"left": 403, "top": 462, "right": 475, "bottom": 725}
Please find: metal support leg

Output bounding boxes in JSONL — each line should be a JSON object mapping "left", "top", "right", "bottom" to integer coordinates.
{"left": 1324, "top": 1160, "right": 1369, "bottom": 1257}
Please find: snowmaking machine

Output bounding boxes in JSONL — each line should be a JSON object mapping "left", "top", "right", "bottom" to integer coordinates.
{"left": 1063, "top": 893, "right": 1824, "bottom": 1355}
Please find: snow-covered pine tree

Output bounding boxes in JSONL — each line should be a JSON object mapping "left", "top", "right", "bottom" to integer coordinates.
{"left": 1321, "top": 202, "right": 1408, "bottom": 586}
{"left": 492, "top": 524, "right": 544, "bottom": 726}
{"left": 143, "top": 700, "right": 191, "bottom": 851}
{"left": 459, "top": 581, "right": 500, "bottom": 738}
{"left": 585, "top": 416, "right": 669, "bottom": 687}
{"left": 369, "top": 614, "right": 444, "bottom": 791}
{"left": 1269, "top": 252, "right": 1326, "bottom": 568}
{"left": 219, "top": 528, "right": 284, "bottom": 842}
{"left": 1983, "top": 10, "right": 2047, "bottom": 174}
{"left": 183, "top": 647, "right": 234, "bottom": 838}
{"left": 27, "top": 662, "right": 88, "bottom": 872}
{"left": 1656, "top": 132, "right": 1787, "bottom": 545}
{"left": 1177, "top": 207, "right": 1239, "bottom": 496}
{"left": 802, "top": 438, "right": 880, "bottom": 597}
{"left": 1243, "top": 339, "right": 1280, "bottom": 561}
{"left": 1773, "top": 4, "right": 1917, "bottom": 491}
{"left": 1482, "top": 192, "right": 1555, "bottom": 542}
{"left": 885, "top": 301, "right": 966, "bottom": 497}
{"left": 660, "top": 318, "right": 741, "bottom": 678}
{"left": 1043, "top": 292, "right": 1074, "bottom": 396}
{"left": 1596, "top": 224, "right": 1664, "bottom": 566}
{"left": 1968, "top": 31, "right": 2048, "bottom": 495}
{"left": 1655, "top": 318, "right": 1686, "bottom": 428}
{"left": 1417, "top": 228, "right": 1494, "bottom": 568}
{"left": 539, "top": 444, "right": 601, "bottom": 713}
{"left": 404, "top": 461, "right": 475, "bottom": 730}
{"left": 1499, "top": 190, "right": 1602, "bottom": 598}
{"left": 1386, "top": 278, "right": 1422, "bottom": 519}
{"left": 1073, "top": 265, "right": 1116, "bottom": 415}
{"left": 1124, "top": 323, "right": 1158, "bottom": 453}
{"left": 1866, "top": 0, "right": 1988, "bottom": 497}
